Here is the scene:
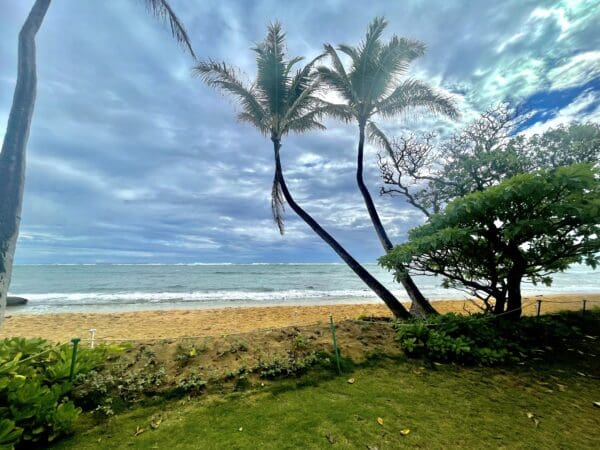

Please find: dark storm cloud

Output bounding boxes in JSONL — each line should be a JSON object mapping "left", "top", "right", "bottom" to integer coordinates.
{"left": 1, "top": 0, "right": 598, "bottom": 263}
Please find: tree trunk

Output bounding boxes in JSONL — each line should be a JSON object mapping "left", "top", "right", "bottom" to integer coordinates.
{"left": 272, "top": 136, "right": 410, "bottom": 319}
{"left": 0, "top": 0, "right": 51, "bottom": 327}
{"left": 505, "top": 269, "right": 523, "bottom": 320}
{"left": 356, "top": 122, "right": 437, "bottom": 316}
{"left": 493, "top": 294, "right": 506, "bottom": 315}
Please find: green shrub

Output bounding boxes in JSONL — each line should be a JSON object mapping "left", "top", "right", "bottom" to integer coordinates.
{"left": 393, "top": 312, "right": 586, "bottom": 365}
{"left": 255, "top": 351, "right": 332, "bottom": 379}
{"left": 0, "top": 338, "right": 105, "bottom": 448}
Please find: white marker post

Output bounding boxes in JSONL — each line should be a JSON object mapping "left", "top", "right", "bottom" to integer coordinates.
{"left": 89, "top": 328, "right": 97, "bottom": 349}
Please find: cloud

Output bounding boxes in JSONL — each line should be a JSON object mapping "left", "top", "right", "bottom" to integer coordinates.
{"left": 1, "top": 0, "right": 598, "bottom": 263}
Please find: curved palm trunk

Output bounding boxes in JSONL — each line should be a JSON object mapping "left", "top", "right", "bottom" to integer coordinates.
{"left": 0, "top": 0, "right": 51, "bottom": 327}
{"left": 356, "top": 122, "right": 438, "bottom": 316}
{"left": 272, "top": 137, "right": 410, "bottom": 319}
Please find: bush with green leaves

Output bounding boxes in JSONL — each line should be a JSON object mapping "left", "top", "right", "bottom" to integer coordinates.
{"left": 394, "top": 312, "right": 586, "bottom": 365}
{"left": 255, "top": 350, "right": 333, "bottom": 379}
{"left": 0, "top": 337, "right": 106, "bottom": 448}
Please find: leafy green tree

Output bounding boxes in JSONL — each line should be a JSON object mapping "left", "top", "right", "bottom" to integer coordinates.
{"left": 195, "top": 23, "right": 410, "bottom": 318}
{"left": 0, "top": 0, "right": 195, "bottom": 326}
{"left": 380, "top": 164, "right": 600, "bottom": 319}
{"left": 318, "top": 17, "right": 458, "bottom": 315}
{"left": 377, "top": 104, "right": 600, "bottom": 216}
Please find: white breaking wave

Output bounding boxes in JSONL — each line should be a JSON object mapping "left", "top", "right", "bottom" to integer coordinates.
{"left": 17, "top": 289, "right": 386, "bottom": 306}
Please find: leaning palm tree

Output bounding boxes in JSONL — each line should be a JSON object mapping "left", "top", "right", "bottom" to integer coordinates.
{"left": 0, "top": 0, "right": 195, "bottom": 326}
{"left": 318, "top": 17, "right": 458, "bottom": 316}
{"left": 195, "top": 23, "right": 410, "bottom": 318}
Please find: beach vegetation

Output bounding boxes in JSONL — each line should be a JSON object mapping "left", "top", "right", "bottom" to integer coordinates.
{"left": 254, "top": 350, "right": 333, "bottom": 379}
{"left": 0, "top": 337, "right": 108, "bottom": 448}
{"left": 393, "top": 311, "right": 585, "bottom": 365}
{"left": 195, "top": 23, "right": 410, "bottom": 318}
{"left": 381, "top": 163, "right": 600, "bottom": 318}
{"left": 376, "top": 105, "right": 600, "bottom": 217}
{"left": 318, "top": 16, "right": 458, "bottom": 316}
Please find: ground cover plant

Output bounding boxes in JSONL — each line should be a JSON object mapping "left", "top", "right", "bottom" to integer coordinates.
{"left": 0, "top": 338, "right": 109, "bottom": 448}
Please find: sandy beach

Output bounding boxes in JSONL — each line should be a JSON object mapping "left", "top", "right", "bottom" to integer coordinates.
{"left": 1, "top": 293, "right": 598, "bottom": 342}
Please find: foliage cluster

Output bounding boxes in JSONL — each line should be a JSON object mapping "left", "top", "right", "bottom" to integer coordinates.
{"left": 255, "top": 350, "right": 332, "bottom": 379}
{"left": 394, "top": 311, "right": 592, "bottom": 365}
{"left": 381, "top": 163, "right": 600, "bottom": 315}
{"left": 0, "top": 338, "right": 105, "bottom": 448}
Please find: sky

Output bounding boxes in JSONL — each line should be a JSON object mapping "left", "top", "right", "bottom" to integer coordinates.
{"left": 1, "top": 0, "right": 599, "bottom": 264}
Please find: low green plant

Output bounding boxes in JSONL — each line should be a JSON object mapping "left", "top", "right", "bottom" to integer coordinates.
{"left": 394, "top": 312, "right": 587, "bottom": 365}
{"left": 0, "top": 338, "right": 105, "bottom": 448}
{"left": 175, "top": 371, "right": 206, "bottom": 396}
{"left": 175, "top": 343, "right": 204, "bottom": 368}
{"left": 255, "top": 351, "right": 332, "bottom": 379}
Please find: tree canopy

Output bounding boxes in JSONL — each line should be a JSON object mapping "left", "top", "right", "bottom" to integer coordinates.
{"left": 375, "top": 105, "right": 600, "bottom": 216}
{"left": 380, "top": 163, "right": 600, "bottom": 317}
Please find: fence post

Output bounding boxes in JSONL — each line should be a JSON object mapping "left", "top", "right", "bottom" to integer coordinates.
{"left": 89, "top": 328, "right": 96, "bottom": 349}
{"left": 582, "top": 299, "right": 587, "bottom": 317}
{"left": 69, "top": 338, "right": 81, "bottom": 382}
{"left": 536, "top": 300, "right": 542, "bottom": 318}
{"left": 329, "top": 315, "right": 342, "bottom": 375}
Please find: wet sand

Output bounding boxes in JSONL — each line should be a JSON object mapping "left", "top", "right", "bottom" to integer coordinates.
{"left": 1, "top": 293, "right": 598, "bottom": 342}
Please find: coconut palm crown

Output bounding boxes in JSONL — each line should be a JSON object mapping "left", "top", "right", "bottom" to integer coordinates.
{"left": 194, "top": 22, "right": 325, "bottom": 232}
{"left": 317, "top": 16, "right": 458, "bottom": 130}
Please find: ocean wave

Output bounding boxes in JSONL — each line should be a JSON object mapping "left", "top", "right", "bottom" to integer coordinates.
{"left": 14, "top": 289, "right": 380, "bottom": 307}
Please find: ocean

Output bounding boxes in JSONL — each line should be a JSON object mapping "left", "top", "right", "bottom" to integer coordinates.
{"left": 7, "top": 263, "right": 599, "bottom": 314}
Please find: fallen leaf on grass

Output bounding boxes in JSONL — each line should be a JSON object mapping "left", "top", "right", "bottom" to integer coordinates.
{"left": 134, "top": 426, "right": 145, "bottom": 436}
{"left": 400, "top": 428, "right": 410, "bottom": 436}
{"left": 526, "top": 413, "right": 540, "bottom": 427}
{"left": 150, "top": 417, "right": 162, "bottom": 430}
{"left": 325, "top": 433, "right": 336, "bottom": 444}
{"left": 366, "top": 445, "right": 379, "bottom": 450}
{"left": 377, "top": 417, "right": 384, "bottom": 426}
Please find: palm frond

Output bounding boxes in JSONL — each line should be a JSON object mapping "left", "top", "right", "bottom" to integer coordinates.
{"left": 376, "top": 79, "right": 458, "bottom": 119}
{"left": 253, "top": 22, "right": 288, "bottom": 118}
{"left": 285, "top": 110, "right": 327, "bottom": 134}
{"left": 367, "top": 121, "right": 394, "bottom": 156}
{"left": 143, "top": 0, "right": 196, "bottom": 58}
{"left": 337, "top": 44, "right": 360, "bottom": 65}
{"left": 193, "top": 61, "right": 268, "bottom": 129}
{"left": 370, "top": 36, "right": 426, "bottom": 98}
{"left": 364, "top": 16, "right": 387, "bottom": 49}
{"left": 316, "top": 66, "right": 356, "bottom": 104}
{"left": 237, "top": 112, "right": 269, "bottom": 135}
{"left": 271, "top": 175, "right": 286, "bottom": 234}
{"left": 318, "top": 101, "right": 355, "bottom": 123}
{"left": 284, "top": 54, "right": 325, "bottom": 124}
{"left": 287, "top": 54, "right": 324, "bottom": 106}
{"left": 285, "top": 56, "right": 304, "bottom": 77}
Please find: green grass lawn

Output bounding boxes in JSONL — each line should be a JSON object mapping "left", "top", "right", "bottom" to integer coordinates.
{"left": 55, "top": 358, "right": 600, "bottom": 449}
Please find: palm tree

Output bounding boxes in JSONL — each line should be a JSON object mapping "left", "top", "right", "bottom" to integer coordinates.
{"left": 317, "top": 17, "right": 458, "bottom": 316}
{"left": 0, "top": 0, "right": 195, "bottom": 326}
{"left": 195, "top": 23, "right": 410, "bottom": 318}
